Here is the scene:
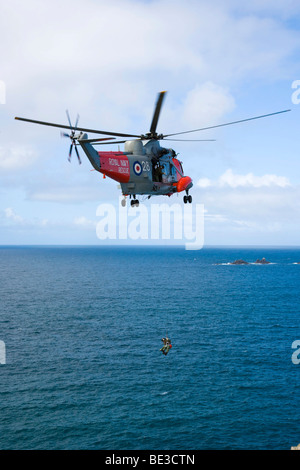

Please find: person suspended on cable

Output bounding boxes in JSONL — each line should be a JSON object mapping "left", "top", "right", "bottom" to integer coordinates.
{"left": 160, "top": 336, "right": 172, "bottom": 356}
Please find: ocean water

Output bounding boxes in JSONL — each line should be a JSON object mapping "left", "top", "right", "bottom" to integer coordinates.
{"left": 0, "top": 245, "right": 300, "bottom": 450}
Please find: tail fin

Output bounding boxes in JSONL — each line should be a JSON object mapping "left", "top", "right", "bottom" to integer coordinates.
{"left": 77, "top": 133, "right": 101, "bottom": 171}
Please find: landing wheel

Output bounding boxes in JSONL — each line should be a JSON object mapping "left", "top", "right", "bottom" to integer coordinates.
{"left": 131, "top": 199, "right": 139, "bottom": 207}
{"left": 183, "top": 195, "right": 192, "bottom": 204}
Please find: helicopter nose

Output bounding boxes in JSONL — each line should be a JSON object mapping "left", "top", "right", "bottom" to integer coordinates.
{"left": 176, "top": 176, "right": 193, "bottom": 193}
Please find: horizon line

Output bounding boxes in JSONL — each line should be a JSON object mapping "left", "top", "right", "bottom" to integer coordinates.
{"left": 1, "top": 244, "right": 300, "bottom": 249}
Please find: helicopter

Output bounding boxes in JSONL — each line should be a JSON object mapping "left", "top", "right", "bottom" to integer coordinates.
{"left": 15, "top": 91, "right": 290, "bottom": 207}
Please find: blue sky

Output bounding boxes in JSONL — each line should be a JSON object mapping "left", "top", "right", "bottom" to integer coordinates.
{"left": 1, "top": 0, "right": 300, "bottom": 246}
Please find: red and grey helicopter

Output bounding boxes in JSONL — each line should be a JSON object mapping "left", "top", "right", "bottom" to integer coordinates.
{"left": 15, "top": 91, "right": 290, "bottom": 207}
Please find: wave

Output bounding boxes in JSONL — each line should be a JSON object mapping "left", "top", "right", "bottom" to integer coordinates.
{"left": 214, "top": 262, "right": 277, "bottom": 265}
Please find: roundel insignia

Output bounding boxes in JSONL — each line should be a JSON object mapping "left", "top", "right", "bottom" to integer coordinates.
{"left": 133, "top": 161, "right": 142, "bottom": 176}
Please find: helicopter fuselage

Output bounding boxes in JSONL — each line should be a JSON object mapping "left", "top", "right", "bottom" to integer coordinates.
{"left": 78, "top": 135, "right": 193, "bottom": 200}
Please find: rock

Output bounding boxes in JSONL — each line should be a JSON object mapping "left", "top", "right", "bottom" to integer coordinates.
{"left": 254, "top": 257, "right": 270, "bottom": 264}
{"left": 230, "top": 259, "right": 249, "bottom": 265}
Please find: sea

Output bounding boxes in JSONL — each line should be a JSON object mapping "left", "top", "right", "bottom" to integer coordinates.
{"left": 0, "top": 245, "right": 299, "bottom": 450}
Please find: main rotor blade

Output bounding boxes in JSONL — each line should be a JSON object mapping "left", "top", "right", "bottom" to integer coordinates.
{"left": 163, "top": 138, "right": 216, "bottom": 142}
{"left": 15, "top": 117, "right": 141, "bottom": 138}
{"left": 163, "top": 109, "right": 291, "bottom": 138}
{"left": 79, "top": 137, "right": 116, "bottom": 143}
{"left": 150, "top": 91, "right": 166, "bottom": 135}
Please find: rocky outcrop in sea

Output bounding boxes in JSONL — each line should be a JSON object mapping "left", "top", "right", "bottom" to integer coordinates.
{"left": 254, "top": 258, "right": 270, "bottom": 264}
{"left": 230, "top": 259, "right": 249, "bottom": 265}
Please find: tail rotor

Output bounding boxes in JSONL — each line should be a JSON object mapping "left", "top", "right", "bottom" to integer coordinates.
{"left": 61, "top": 110, "right": 81, "bottom": 164}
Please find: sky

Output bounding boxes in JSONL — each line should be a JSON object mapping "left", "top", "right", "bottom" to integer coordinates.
{"left": 1, "top": 0, "right": 300, "bottom": 246}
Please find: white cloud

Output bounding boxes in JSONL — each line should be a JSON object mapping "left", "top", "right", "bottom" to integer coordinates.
{"left": 194, "top": 168, "right": 300, "bottom": 244}
{"left": 219, "top": 169, "right": 291, "bottom": 188}
{"left": 4, "top": 207, "right": 25, "bottom": 224}
{"left": 0, "top": 145, "right": 37, "bottom": 170}
{"left": 1, "top": 0, "right": 299, "bottom": 114}
{"left": 2, "top": 207, "right": 96, "bottom": 232}
{"left": 181, "top": 82, "right": 236, "bottom": 129}
{"left": 198, "top": 177, "right": 213, "bottom": 189}
{"left": 197, "top": 169, "right": 291, "bottom": 189}
{"left": 73, "top": 216, "right": 96, "bottom": 229}
{"left": 204, "top": 211, "right": 229, "bottom": 223}
{"left": 3, "top": 207, "right": 47, "bottom": 228}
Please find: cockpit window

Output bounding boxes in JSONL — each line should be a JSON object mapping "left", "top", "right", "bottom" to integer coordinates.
{"left": 162, "top": 162, "right": 170, "bottom": 175}
{"left": 171, "top": 164, "right": 177, "bottom": 176}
